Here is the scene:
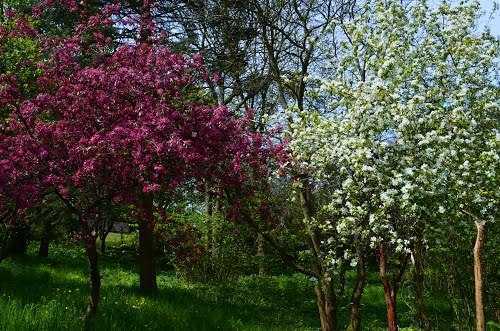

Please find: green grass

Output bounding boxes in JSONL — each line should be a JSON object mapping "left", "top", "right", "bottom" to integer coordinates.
{"left": 0, "top": 237, "right": 454, "bottom": 330}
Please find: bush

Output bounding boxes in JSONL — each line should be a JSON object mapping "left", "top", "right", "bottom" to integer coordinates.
{"left": 156, "top": 212, "right": 259, "bottom": 282}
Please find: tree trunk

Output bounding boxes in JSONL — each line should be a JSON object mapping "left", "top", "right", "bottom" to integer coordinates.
{"left": 98, "top": 220, "right": 112, "bottom": 255}
{"left": 10, "top": 237, "right": 28, "bottom": 254}
{"left": 138, "top": 198, "right": 157, "bottom": 292}
{"left": 84, "top": 237, "right": 100, "bottom": 326}
{"left": 38, "top": 237, "right": 49, "bottom": 257}
{"left": 473, "top": 221, "right": 486, "bottom": 331}
{"left": 101, "top": 237, "right": 106, "bottom": 255}
{"left": 383, "top": 290, "right": 398, "bottom": 331}
{"left": 0, "top": 228, "right": 11, "bottom": 262}
{"left": 378, "top": 244, "right": 398, "bottom": 331}
{"left": 347, "top": 253, "right": 367, "bottom": 331}
{"left": 100, "top": 230, "right": 110, "bottom": 255}
{"left": 314, "top": 275, "right": 337, "bottom": 331}
{"left": 0, "top": 247, "right": 7, "bottom": 263}
{"left": 39, "top": 220, "right": 51, "bottom": 257}
{"left": 9, "top": 223, "right": 29, "bottom": 255}
{"left": 412, "top": 238, "right": 430, "bottom": 330}
{"left": 298, "top": 180, "right": 337, "bottom": 331}
{"left": 339, "top": 264, "right": 348, "bottom": 296}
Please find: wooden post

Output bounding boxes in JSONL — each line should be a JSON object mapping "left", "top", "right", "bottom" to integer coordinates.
{"left": 473, "top": 221, "right": 486, "bottom": 331}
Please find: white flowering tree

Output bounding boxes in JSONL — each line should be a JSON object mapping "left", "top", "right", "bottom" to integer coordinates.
{"left": 290, "top": 1, "right": 499, "bottom": 330}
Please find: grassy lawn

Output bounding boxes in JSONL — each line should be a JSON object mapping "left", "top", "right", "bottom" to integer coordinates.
{"left": 0, "top": 235, "right": 454, "bottom": 330}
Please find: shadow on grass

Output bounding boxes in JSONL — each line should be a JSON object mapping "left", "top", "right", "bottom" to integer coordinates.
{"left": 0, "top": 251, "right": 319, "bottom": 331}
{"left": 1, "top": 244, "right": 455, "bottom": 330}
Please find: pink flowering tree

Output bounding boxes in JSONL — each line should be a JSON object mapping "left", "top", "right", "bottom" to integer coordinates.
{"left": 1, "top": 0, "right": 271, "bottom": 321}
{"left": 0, "top": 10, "right": 44, "bottom": 257}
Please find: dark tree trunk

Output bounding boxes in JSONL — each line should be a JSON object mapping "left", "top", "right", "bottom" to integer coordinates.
{"left": 138, "top": 219, "right": 157, "bottom": 292}
{"left": 100, "top": 232, "right": 109, "bottom": 255}
{"left": 39, "top": 219, "right": 51, "bottom": 257}
{"left": 138, "top": 197, "right": 157, "bottom": 292}
{"left": 412, "top": 238, "right": 430, "bottom": 330}
{"left": 84, "top": 237, "right": 100, "bottom": 326}
{"left": 378, "top": 244, "right": 399, "bottom": 331}
{"left": 348, "top": 252, "right": 367, "bottom": 331}
{"left": 9, "top": 224, "right": 29, "bottom": 255}
{"left": 10, "top": 237, "right": 28, "bottom": 254}
{"left": 338, "top": 263, "right": 346, "bottom": 297}
{"left": 38, "top": 237, "right": 49, "bottom": 257}
{"left": 101, "top": 237, "right": 106, "bottom": 255}
{"left": 473, "top": 221, "right": 486, "bottom": 331}
{"left": 0, "top": 230, "right": 11, "bottom": 262}
{"left": 98, "top": 219, "right": 113, "bottom": 255}
{"left": 0, "top": 248, "right": 7, "bottom": 263}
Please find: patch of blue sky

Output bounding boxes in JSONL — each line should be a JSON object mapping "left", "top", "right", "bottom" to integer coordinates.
{"left": 429, "top": 0, "right": 500, "bottom": 36}
{"left": 478, "top": 0, "right": 500, "bottom": 36}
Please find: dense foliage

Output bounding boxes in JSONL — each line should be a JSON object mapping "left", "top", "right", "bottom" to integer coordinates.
{"left": 0, "top": 0, "right": 498, "bottom": 330}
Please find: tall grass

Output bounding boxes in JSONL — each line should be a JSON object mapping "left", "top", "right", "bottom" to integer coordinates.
{"left": 0, "top": 237, "right": 454, "bottom": 330}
